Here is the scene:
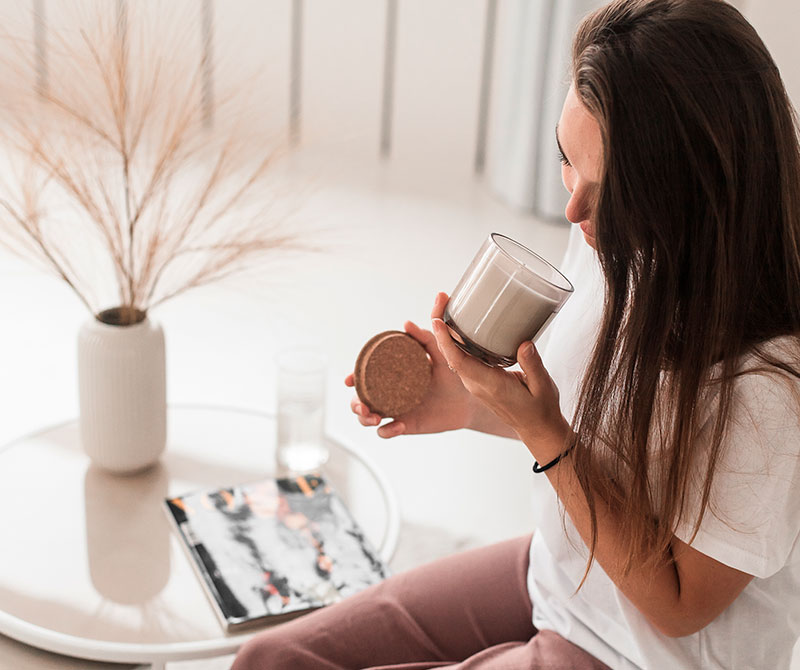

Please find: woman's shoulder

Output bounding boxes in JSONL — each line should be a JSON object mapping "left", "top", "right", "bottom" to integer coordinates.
{"left": 736, "top": 335, "right": 800, "bottom": 396}
{"left": 727, "top": 335, "right": 800, "bottom": 440}
{"left": 746, "top": 334, "right": 800, "bottom": 363}
{"left": 677, "top": 336, "right": 800, "bottom": 579}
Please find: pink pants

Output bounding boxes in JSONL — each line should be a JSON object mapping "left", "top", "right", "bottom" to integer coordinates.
{"left": 232, "top": 535, "right": 610, "bottom": 670}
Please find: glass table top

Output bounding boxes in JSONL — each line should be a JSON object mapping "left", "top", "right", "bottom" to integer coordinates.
{"left": 0, "top": 405, "right": 398, "bottom": 664}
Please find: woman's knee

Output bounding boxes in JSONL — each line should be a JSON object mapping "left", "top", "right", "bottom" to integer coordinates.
{"left": 231, "top": 635, "right": 268, "bottom": 670}
{"left": 232, "top": 631, "right": 303, "bottom": 670}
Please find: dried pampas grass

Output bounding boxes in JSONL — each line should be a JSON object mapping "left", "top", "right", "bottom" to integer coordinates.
{"left": 0, "top": 1, "right": 308, "bottom": 325}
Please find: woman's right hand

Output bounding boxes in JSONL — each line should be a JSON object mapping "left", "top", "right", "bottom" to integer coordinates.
{"left": 344, "top": 319, "right": 477, "bottom": 439}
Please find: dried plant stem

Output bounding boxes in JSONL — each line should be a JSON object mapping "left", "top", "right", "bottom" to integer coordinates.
{"left": 0, "top": 3, "right": 306, "bottom": 326}
{"left": 0, "top": 200, "right": 93, "bottom": 313}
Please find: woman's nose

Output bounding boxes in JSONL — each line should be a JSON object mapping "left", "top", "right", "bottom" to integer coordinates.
{"left": 565, "top": 192, "right": 590, "bottom": 224}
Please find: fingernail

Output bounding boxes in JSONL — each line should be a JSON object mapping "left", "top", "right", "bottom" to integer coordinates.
{"left": 521, "top": 341, "right": 533, "bottom": 358}
{"left": 379, "top": 423, "right": 403, "bottom": 438}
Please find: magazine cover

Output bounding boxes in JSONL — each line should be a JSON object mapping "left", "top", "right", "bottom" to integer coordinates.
{"left": 164, "top": 474, "right": 390, "bottom": 632}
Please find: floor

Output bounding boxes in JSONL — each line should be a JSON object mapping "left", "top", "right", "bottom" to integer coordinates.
{"left": 0, "top": 148, "right": 570, "bottom": 669}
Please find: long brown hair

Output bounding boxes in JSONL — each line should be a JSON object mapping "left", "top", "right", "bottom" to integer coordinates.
{"left": 568, "top": 0, "right": 800, "bottom": 575}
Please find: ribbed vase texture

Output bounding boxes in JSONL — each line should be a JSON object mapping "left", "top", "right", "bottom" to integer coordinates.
{"left": 78, "top": 316, "right": 167, "bottom": 474}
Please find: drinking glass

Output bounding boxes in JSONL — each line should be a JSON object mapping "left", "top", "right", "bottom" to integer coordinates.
{"left": 275, "top": 348, "right": 328, "bottom": 473}
{"left": 443, "top": 233, "right": 574, "bottom": 367}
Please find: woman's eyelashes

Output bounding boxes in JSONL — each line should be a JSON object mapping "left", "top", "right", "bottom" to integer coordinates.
{"left": 558, "top": 148, "right": 572, "bottom": 167}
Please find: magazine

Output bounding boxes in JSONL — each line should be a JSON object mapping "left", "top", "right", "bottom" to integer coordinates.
{"left": 164, "top": 474, "right": 390, "bottom": 632}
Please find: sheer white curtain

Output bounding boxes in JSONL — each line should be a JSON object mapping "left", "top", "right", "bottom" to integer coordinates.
{"left": 488, "top": 0, "right": 605, "bottom": 221}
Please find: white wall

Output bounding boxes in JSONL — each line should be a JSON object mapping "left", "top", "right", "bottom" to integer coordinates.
{"left": 6, "top": 0, "right": 798, "bottom": 186}
{"left": 212, "top": 0, "right": 489, "bottom": 183}
{"left": 741, "top": 0, "right": 800, "bottom": 111}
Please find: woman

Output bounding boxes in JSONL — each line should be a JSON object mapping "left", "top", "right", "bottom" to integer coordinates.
{"left": 234, "top": 0, "right": 800, "bottom": 667}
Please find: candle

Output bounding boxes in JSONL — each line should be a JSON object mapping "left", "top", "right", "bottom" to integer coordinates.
{"left": 444, "top": 234, "right": 573, "bottom": 367}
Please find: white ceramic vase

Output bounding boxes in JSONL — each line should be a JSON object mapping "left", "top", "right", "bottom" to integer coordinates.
{"left": 78, "top": 309, "right": 167, "bottom": 474}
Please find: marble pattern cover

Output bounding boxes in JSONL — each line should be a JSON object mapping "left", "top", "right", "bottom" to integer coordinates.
{"left": 165, "top": 474, "right": 389, "bottom": 631}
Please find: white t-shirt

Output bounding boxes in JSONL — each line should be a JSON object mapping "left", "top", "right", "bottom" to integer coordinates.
{"left": 528, "top": 225, "right": 800, "bottom": 670}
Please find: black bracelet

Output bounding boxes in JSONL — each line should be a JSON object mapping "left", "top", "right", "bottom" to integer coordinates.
{"left": 532, "top": 445, "right": 574, "bottom": 473}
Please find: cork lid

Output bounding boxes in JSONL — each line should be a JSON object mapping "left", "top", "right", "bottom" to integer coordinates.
{"left": 353, "top": 331, "right": 432, "bottom": 417}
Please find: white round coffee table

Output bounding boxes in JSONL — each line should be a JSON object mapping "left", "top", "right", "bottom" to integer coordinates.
{"left": 0, "top": 405, "right": 399, "bottom": 669}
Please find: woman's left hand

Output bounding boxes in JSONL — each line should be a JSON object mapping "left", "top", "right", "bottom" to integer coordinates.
{"left": 430, "top": 292, "right": 573, "bottom": 460}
